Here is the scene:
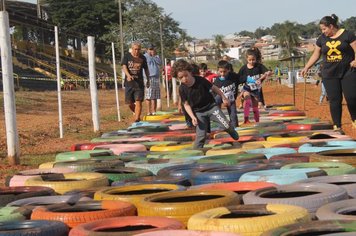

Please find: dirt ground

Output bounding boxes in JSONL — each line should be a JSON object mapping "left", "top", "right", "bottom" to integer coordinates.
{"left": 0, "top": 81, "right": 355, "bottom": 185}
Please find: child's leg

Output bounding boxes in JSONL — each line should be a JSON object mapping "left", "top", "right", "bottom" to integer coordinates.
{"left": 209, "top": 106, "right": 239, "bottom": 140}
{"left": 243, "top": 93, "right": 252, "bottom": 123}
{"left": 252, "top": 97, "right": 260, "bottom": 122}
{"left": 194, "top": 112, "right": 208, "bottom": 149}
{"left": 227, "top": 101, "right": 238, "bottom": 127}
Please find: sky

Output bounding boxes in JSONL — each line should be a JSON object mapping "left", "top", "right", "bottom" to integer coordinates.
{"left": 152, "top": 0, "right": 356, "bottom": 39}
{"left": 23, "top": 0, "right": 356, "bottom": 39}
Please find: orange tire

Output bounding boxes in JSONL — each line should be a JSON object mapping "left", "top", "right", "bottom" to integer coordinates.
{"left": 31, "top": 200, "right": 136, "bottom": 228}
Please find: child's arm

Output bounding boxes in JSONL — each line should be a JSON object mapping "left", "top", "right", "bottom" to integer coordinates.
{"left": 211, "top": 85, "right": 229, "bottom": 106}
{"left": 183, "top": 102, "right": 198, "bottom": 126}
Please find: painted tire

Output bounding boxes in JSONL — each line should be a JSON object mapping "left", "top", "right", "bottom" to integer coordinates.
{"left": 7, "top": 194, "right": 91, "bottom": 209}
{"left": 137, "top": 189, "right": 241, "bottom": 226}
{"left": 246, "top": 147, "right": 297, "bottom": 159}
{"left": 134, "top": 230, "right": 241, "bottom": 236}
{"left": 112, "top": 176, "right": 191, "bottom": 187}
{"left": 316, "top": 199, "right": 356, "bottom": 221}
{"left": 125, "top": 158, "right": 195, "bottom": 175}
{"left": 310, "top": 149, "right": 356, "bottom": 167}
{"left": 93, "top": 144, "right": 147, "bottom": 155}
{"left": 281, "top": 162, "right": 355, "bottom": 176}
{"left": 205, "top": 147, "right": 244, "bottom": 156}
{"left": 143, "top": 114, "right": 172, "bottom": 121}
{"left": 268, "top": 111, "right": 306, "bottom": 117}
{"left": 140, "top": 141, "right": 178, "bottom": 149}
{"left": 243, "top": 183, "right": 348, "bottom": 213}
{"left": 146, "top": 150, "right": 202, "bottom": 159}
{"left": 93, "top": 167, "right": 153, "bottom": 184}
{"left": 53, "top": 159, "right": 124, "bottom": 172}
{"left": 190, "top": 181, "right": 277, "bottom": 195}
{"left": 190, "top": 163, "right": 269, "bottom": 185}
{"left": 286, "top": 123, "right": 334, "bottom": 131}
{"left": 0, "top": 220, "right": 69, "bottom": 236}
{"left": 0, "top": 186, "right": 55, "bottom": 207}
{"left": 55, "top": 150, "right": 115, "bottom": 162}
{"left": 266, "top": 135, "right": 307, "bottom": 143}
{"left": 298, "top": 141, "right": 356, "bottom": 153}
{"left": 150, "top": 143, "right": 193, "bottom": 152}
{"left": 68, "top": 216, "right": 184, "bottom": 236}
{"left": 157, "top": 163, "right": 226, "bottom": 179}
{"left": 25, "top": 172, "right": 109, "bottom": 195}
{"left": 239, "top": 168, "right": 327, "bottom": 185}
{"left": 0, "top": 206, "right": 27, "bottom": 221}
{"left": 261, "top": 220, "right": 356, "bottom": 236}
{"left": 269, "top": 153, "right": 310, "bottom": 163}
{"left": 297, "top": 174, "right": 356, "bottom": 198}
{"left": 7, "top": 168, "right": 74, "bottom": 187}
{"left": 197, "top": 153, "right": 266, "bottom": 166}
{"left": 93, "top": 184, "right": 185, "bottom": 207}
{"left": 274, "top": 106, "right": 296, "bottom": 111}
{"left": 31, "top": 200, "right": 136, "bottom": 228}
{"left": 187, "top": 204, "right": 310, "bottom": 235}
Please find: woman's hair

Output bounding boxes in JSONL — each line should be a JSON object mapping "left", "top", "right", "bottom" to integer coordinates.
{"left": 246, "top": 47, "right": 262, "bottom": 63}
{"left": 320, "top": 14, "right": 339, "bottom": 28}
{"left": 171, "top": 59, "right": 193, "bottom": 78}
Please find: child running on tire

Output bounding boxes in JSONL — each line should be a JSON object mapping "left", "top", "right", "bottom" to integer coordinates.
{"left": 238, "top": 47, "right": 272, "bottom": 124}
{"left": 213, "top": 60, "right": 245, "bottom": 128}
{"left": 172, "top": 59, "right": 239, "bottom": 148}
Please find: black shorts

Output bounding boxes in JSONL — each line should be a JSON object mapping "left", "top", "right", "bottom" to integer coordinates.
{"left": 125, "top": 86, "right": 144, "bottom": 104}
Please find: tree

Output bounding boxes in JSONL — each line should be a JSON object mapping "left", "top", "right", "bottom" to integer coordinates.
{"left": 44, "top": 0, "right": 119, "bottom": 58}
{"left": 212, "top": 34, "right": 227, "bottom": 58}
{"left": 274, "top": 21, "right": 300, "bottom": 57}
{"left": 342, "top": 17, "right": 356, "bottom": 34}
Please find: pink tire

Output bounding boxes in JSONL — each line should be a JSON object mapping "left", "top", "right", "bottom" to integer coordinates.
{"left": 93, "top": 144, "right": 147, "bottom": 155}
{"left": 8, "top": 168, "right": 75, "bottom": 187}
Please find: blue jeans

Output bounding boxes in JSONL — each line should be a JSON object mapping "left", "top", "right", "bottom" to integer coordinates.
{"left": 215, "top": 95, "right": 238, "bottom": 127}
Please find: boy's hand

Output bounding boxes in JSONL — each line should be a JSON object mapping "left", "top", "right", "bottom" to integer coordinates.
{"left": 178, "top": 104, "right": 182, "bottom": 114}
{"left": 192, "top": 117, "right": 198, "bottom": 126}
{"left": 222, "top": 97, "right": 230, "bottom": 106}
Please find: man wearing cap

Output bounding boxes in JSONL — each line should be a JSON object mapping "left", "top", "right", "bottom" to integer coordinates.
{"left": 144, "top": 44, "right": 161, "bottom": 115}
{"left": 121, "top": 41, "right": 150, "bottom": 122}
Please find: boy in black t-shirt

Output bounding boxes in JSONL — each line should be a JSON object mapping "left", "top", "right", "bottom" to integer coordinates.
{"left": 214, "top": 60, "right": 245, "bottom": 127}
{"left": 172, "top": 59, "right": 239, "bottom": 148}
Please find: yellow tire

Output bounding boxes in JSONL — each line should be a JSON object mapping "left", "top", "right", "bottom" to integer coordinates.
{"left": 187, "top": 204, "right": 311, "bottom": 236}
{"left": 38, "top": 162, "right": 55, "bottom": 169}
{"left": 275, "top": 106, "right": 296, "bottom": 111}
{"left": 205, "top": 148, "right": 245, "bottom": 156}
{"left": 267, "top": 135, "right": 307, "bottom": 143}
{"left": 242, "top": 142, "right": 266, "bottom": 151}
{"left": 272, "top": 116, "right": 307, "bottom": 121}
{"left": 94, "top": 184, "right": 185, "bottom": 207}
{"left": 25, "top": 172, "right": 109, "bottom": 194}
{"left": 150, "top": 143, "right": 193, "bottom": 152}
{"left": 143, "top": 114, "right": 171, "bottom": 121}
{"left": 137, "top": 189, "right": 241, "bottom": 226}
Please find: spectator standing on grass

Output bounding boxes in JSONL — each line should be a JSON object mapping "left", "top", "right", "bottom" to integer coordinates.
{"left": 144, "top": 45, "right": 161, "bottom": 115}
{"left": 121, "top": 41, "right": 150, "bottom": 122}
{"left": 301, "top": 14, "right": 356, "bottom": 131}
{"left": 162, "top": 59, "right": 172, "bottom": 99}
{"left": 238, "top": 47, "right": 272, "bottom": 124}
{"left": 275, "top": 65, "right": 282, "bottom": 84}
{"left": 214, "top": 60, "right": 244, "bottom": 127}
{"left": 173, "top": 59, "right": 239, "bottom": 149}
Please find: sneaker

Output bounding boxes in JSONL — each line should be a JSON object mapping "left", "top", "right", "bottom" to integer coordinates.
{"left": 230, "top": 130, "right": 239, "bottom": 140}
{"left": 134, "top": 119, "right": 141, "bottom": 123}
{"left": 333, "top": 125, "right": 345, "bottom": 134}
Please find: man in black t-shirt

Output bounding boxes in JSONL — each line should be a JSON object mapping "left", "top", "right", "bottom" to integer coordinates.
{"left": 173, "top": 59, "right": 239, "bottom": 149}
{"left": 121, "top": 42, "right": 150, "bottom": 122}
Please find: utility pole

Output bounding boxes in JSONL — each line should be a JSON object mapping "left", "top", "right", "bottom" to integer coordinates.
{"left": 118, "top": 0, "right": 124, "bottom": 61}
